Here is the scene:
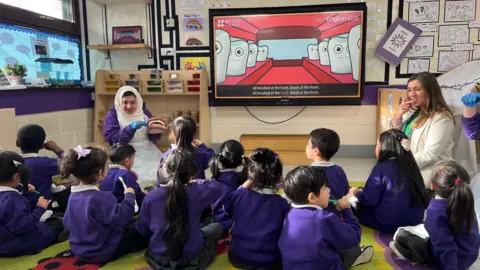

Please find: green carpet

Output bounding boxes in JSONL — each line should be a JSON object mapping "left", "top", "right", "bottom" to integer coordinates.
{"left": 2, "top": 181, "right": 397, "bottom": 270}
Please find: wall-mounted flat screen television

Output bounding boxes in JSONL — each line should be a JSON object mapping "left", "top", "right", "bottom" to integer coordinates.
{"left": 209, "top": 3, "right": 367, "bottom": 106}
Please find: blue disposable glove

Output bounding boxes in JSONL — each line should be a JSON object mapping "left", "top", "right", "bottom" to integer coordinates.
{"left": 462, "top": 92, "right": 480, "bottom": 108}
{"left": 130, "top": 121, "right": 147, "bottom": 131}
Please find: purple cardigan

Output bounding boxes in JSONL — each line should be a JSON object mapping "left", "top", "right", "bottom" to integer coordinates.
{"left": 103, "top": 106, "right": 161, "bottom": 145}
{"left": 462, "top": 113, "right": 480, "bottom": 140}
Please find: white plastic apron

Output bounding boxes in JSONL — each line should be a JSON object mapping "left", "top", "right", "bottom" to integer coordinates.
{"left": 129, "top": 115, "right": 162, "bottom": 189}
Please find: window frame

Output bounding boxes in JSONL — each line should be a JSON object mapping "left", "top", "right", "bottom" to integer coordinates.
{"left": 0, "top": 0, "right": 80, "bottom": 38}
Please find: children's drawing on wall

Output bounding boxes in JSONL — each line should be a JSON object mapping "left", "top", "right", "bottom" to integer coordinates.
{"left": 445, "top": 0, "right": 475, "bottom": 22}
{"left": 405, "top": 36, "right": 434, "bottom": 57}
{"left": 407, "top": 58, "right": 430, "bottom": 73}
{"left": 382, "top": 25, "right": 416, "bottom": 57}
{"left": 438, "top": 51, "right": 470, "bottom": 72}
{"left": 180, "top": 57, "right": 211, "bottom": 85}
{"left": 183, "top": 14, "right": 205, "bottom": 32}
{"left": 408, "top": 1, "right": 440, "bottom": 23}
{"left": 438, "top": 24, "right": 469, "bottom": 47}
{"left": 185, "top": 37, "right": 203, "bottom": 46}
{"left": 213, "top": 11, "right": 363, "bottom": 86}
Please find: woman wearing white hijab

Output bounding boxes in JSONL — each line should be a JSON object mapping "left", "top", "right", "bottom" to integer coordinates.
{"left": 103, "top": 86, "right": 165, "bottom": 188}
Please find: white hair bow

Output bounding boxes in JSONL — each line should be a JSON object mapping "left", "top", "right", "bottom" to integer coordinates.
{"left": 74, "top": 145, "right": 91, "bottom": 160}
{"left": 401, "top": 138, "right": 411, "bottom": 151}
{"left": 12, "top": 160, "right": 22, "bottom": 167}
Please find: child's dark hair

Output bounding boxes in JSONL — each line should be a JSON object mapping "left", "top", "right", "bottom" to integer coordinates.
{"left": 0, "top": 151, "right": 30, "bottom": 192}
{"left": 122, "top": 91, "right": 135, "bottom": 98}
{"left": 160, "top": 150, "right": 197, "bottom": 260}
{"left": 432, "top": 160, "right": 474, "bottom": 234}
{"left": 284, "top": 166, "right": 327, "bottom": 204}
{"left": 16, "top": 124, "right": 46, "bottom": 153}
{"left": 172, "top": 116, "right": 196, "bottom": 152}
{"left": 309, "top": 128, "right": 340, "bottom": 161}
{"left": 59, "top": 146, "right": 108, "bottom": 185}
{"left": 110, "top": 143, "right": 136, "bottom": 164}
{"left": 378, "top": 129, "right": 429, "bottom": 209}
{"left": 210, "top": 140, "right": 248, "bottom": 183}
{"left": 248, "top": 148, "right": 282, "bottom": 189}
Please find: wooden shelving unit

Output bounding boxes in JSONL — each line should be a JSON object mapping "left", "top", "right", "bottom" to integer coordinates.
{"left": 87, "top": 44, "right": 153, "bottom": 51}
{"left": 93, "top": 69, "right": 211, "bottom": 152}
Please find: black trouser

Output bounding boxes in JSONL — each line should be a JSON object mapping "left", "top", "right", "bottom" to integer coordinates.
{"left": 108, "top": 223, "right": 149, "bottom": 262}
{"left": 228, "top": 249, "right": 283, "bottom": 270}
{"left": 393, "top": 228, "right": 434, "bottom": 265}
{"left": 145, "top": 223, "right": 223, "bottom": 270}
{"left": 339, "top": 246, "right": 362, "bottom": 269}
{"left": 44, "top": 214, "right": 66, "bottom": 243}
{"left": 49, "top": 187, "right": 71, "bottom": 213}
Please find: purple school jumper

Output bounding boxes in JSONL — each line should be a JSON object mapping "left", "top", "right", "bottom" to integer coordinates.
{"left": 21, "top": 151, "right": 64, "bottom": 200}
{"left": 355, "top": 159, "right": 425, "bottom": 233}
{"left": 63, "top": 185, "right": 135, "bottom": 263}
{"left": 157, "top": 144, "right": 215, "bottom": 184}
{"left": 99, "top": 165, "right": 145, "bottom": 207}
{"left": 225, "top": 186, "right": 290, "bottom": 267}
{"left": 425, "top": 197, "right": 480, "bottom": 270}
{"left": 136, "top": 179, "right": 222, "bottom": 260}
{"left": 212, "top": 170, "right": 241, "bottom": 230}
{"left": 311, "top": 161, "right": 350, "bottom": 214}
{"left": 0, "top": 187, "right": 53, "bottom": 256}
{"left": 278, "top": 205, "right": 361, "bottom": 270}
{"left": 462, "top": 113, "right": 480, "bottom": 140}
{"left": 103, "top": 106, "right": 161, "bottom": 145}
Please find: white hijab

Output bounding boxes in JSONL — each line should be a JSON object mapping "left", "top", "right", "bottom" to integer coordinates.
{"left": 115, "top": 86, "right": 146, "bottom": 129}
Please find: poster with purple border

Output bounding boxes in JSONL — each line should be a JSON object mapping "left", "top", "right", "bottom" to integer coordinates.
{"left": 375, "top": 18, "right": 422, "bottom": 66}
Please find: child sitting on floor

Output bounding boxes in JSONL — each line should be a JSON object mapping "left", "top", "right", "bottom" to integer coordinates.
{"left": 137, "top": 150, "right": 223, "bottom": 269}
{"left": 100, "top": 143, "right": 146, "bottom": 211}
{"left": 210, "top": 139, "right": 248, "bottom": 232}
{"left": 17, "top": 124, "right": 70, "bottom": 212}
{"left": 349, "top": 129, "right": 429, "bottom": 233}
{"left": 279, "top": 166, "right": 373, "bottom": 270}
{"left": 0, "top": 151, "right": 67, "bottom": 257}
{"left": 226, "top": 148, "right": 289, "bottom": 270}
{"left": 61, "top": 145, "right": 147, "bottom": 264}
{"left": 390, "top": 161, "right": 480, "bottom": 270}
{"left": 306, "top": 128, "right": 350, "bottom": 214}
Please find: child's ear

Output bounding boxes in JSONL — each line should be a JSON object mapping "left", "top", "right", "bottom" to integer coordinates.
{"left": 307, "top": 192, "right": 317, "bottom": 204}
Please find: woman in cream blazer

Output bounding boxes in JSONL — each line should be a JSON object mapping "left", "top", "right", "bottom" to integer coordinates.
{"left": 392, "top": 72, "right": 455, "bottom": 187}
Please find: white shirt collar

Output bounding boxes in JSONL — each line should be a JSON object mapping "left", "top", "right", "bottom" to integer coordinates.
{"left": 311, "top": 161, "right": 335, "bottom": 167}
{"left": 434, "top": 195, "right": 446, "bottom": 200}
{"left": 0, "top": 186, "right": 20, "bottom": 193}
{"left": 252, "top": 187, "right": 277, "bottom": 195}
{"left": 21, "top": 153, "right": 40, "bottom": 158}
{"left": 71, "top": 185, "right": 99, "bottom": 193}
{"left": 292, "top": 203, "right": 323, "bottom": 210}
{"left": 171, "top": 144, "right": 178, "bottom": 150}
{"left": 219, "top": 168, "right": 240, "bottom": 173}
{"left": 108, "top": 164, "right": 128, "bottom": 170}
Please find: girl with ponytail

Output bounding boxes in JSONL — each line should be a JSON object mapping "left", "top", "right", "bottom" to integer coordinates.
{"left": 210, "top": 140, "right": 248, "bottom": 232}
{"left": 137, "top": 150, "right": 223, "bottom": 269}
{"left": 157, "top": 116, "right": 215, "bottom": 184}
{"left": 0, "top": 151, "right": 67, "bottom": 257}
{"left": 390, "top": 161, "right": 480, "bottom": 270}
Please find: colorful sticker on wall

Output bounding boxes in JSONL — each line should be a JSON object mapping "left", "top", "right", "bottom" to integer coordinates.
{"left": 180, "top": 57, "right": 210, "bottom": 86}
{"left": 185, "top": 37, "right": 203, "bottom": 46}
{"left": 183, "top": 14, "right": 204, "bottom": 32}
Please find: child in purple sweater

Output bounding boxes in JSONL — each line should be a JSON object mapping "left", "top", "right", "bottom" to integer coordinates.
{"left": 61, "top": 145, "right": 147, "bottom": 264}
{"left": 390, "top": 161, "right": 480, "bottom": 270}
{"left": 279, "top": 166, "right": 373, "bottom": 270}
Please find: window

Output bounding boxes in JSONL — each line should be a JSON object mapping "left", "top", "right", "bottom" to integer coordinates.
{"left": 0, "top": 0, "right": 74, "bottom": 22}
{"left": 0, "top": 23, "right": 82, "bottom": 81}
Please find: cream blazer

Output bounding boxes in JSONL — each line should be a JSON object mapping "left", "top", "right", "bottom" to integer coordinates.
{"left": 393, "top": 111, "right": 455, "bottom": 187}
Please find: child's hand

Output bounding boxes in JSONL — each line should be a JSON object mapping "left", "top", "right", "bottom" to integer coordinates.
{"left": 349, "top": 187, "right": 361, "bottom": 196}
{"left": 37, "top": 196, "right": 51, "bottom": 209}
{"left": 336, "top": 197, "right": 351, "bottom": 211}
{"left": 125, "top": 187, "right": 135, "bottom": 194}
{"left": 43, "top": 141, "right": 62, "bottom": 153}
{"left": 242, "top": 179, "right": 253, "bottom": 189}
{"left": 192, "top": 139, "right": 202, "bottom": 147}
{"left": 28, "top": 183, "right": 35, "bottom": 193}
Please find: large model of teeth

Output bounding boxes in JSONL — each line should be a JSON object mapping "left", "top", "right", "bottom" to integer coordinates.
{"left": 147, "top": 117, "right": 168, "bottom": 134}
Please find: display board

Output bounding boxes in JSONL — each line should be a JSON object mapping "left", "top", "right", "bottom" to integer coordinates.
{"left": 396, "top": 0, "right": 480, "bottom": 78}
{"left": 168, "top": 0, "right": 391, "bottom": 83}
{"left": 376, "top": 88, "right": 407, "bottom": 138}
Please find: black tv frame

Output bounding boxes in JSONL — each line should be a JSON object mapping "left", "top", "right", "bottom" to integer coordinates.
{"left": 208, "top": 3, "right": 367, "bottom": 107}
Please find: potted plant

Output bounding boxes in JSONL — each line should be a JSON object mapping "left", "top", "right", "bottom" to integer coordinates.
{"left": 3, "top": 62, "right": 27, "bottom": 86}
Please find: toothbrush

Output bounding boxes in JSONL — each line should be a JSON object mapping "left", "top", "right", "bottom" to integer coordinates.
{"left": 19, "top": 183, "right": 40, "bottom": 195}
{"left": 329, "top": 199, "right": 338, "bottom": 205}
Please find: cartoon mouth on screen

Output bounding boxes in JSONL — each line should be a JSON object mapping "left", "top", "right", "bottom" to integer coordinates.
{"left": 212, "top": 11, "right": 363, "bottom": 99}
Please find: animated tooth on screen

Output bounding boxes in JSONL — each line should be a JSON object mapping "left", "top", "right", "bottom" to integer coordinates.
{"left": 328, "top": 34, "right": 352, "bottom": 74}
{"left": 256, "top": 45, "right": 268, "bottom": 62}
{"left": 227, "top": 40, "right": 249, "bottom": 76}
{"left": 319, "top": 39, "right": 330, "bottom": 66}
{"left": 215, "top": 29, "right": 230, "bottom": 83}
{"left": 247, "top": 43, "right": 258, "bottom": 68}
{"left": 348, "top": 25, "right": 361, "bottom": 81}
{"left": 307, "top": 44, "right": 320, "bottom": 60}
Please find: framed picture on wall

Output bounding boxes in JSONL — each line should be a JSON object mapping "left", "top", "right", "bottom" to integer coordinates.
{"left": 112, "top": 26, "right": 143, "bottom": 44}
{"left": 177, "top": 54, "right": 211, "bottom": 87}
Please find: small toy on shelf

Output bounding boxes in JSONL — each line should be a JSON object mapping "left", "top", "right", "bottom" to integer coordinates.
{"left": 105, "top": 73, "right": 121, "bottom": 92}
{"left": 166, "top": 73, "right": 183, "bottom": 93}
{"left": 146, "top": 72, "right": 163, "bottom": 93}
{"left": 124, "top": 73, "right": 140, "bottom": 92}
{"left": 187, "top": 79, "right": 200, "bottom": 92}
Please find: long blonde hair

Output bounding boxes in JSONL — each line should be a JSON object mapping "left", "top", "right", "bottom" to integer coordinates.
{"left": 408, "top": 72, "right": 454, "bottom": 128}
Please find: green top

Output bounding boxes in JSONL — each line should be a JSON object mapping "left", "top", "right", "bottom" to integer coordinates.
{"left": 404, "top": 113, "right": 418, "bottom": 137}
